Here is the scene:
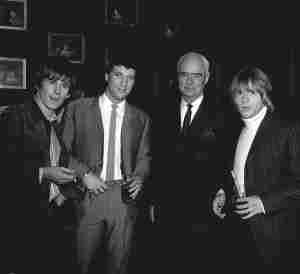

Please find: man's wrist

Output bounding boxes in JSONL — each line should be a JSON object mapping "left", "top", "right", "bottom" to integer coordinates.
{"left": 39, "top": 167, "right": 44, "bottom": 184}
{"left": 257, "top": 197, "right": 266, "bottom": 214}
{"left": 80, "top": 169, "right": 94, "bottom": 190}
{"left": 82, "top": 169, "right": 92, "bottom": 179}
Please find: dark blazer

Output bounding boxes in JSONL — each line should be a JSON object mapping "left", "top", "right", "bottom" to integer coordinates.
{"left": 1, "top": 99, "right": 79, "bottom": 217}
{"left": 225, "top": 112, "right": 300, "bottom": 265}
{"left": 62, "top": 96, "right": 151, "bottom": 225}
{"left": 156, "top": 94, "right": 227, "bottom": 224}
{"left": 1, "top": 98, "right": 79, "bottom": 273}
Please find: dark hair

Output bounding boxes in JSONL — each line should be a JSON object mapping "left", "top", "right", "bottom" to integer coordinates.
{"left": 229, "top": 67, "right": 274, "bottom": 112}
{"left": 105, "top": 48, "right": 139, "bottom": 73}
{"left": 34, "top": 56, "right": 75, "bottom": 89}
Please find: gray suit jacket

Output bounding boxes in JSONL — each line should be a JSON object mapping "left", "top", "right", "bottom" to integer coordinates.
{"left": 62, "top": 96, "right": 151, "bottom": 224}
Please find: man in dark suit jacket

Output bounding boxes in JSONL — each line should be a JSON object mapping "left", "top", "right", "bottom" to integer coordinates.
{"left": 153, "top": 52, "right": 227, "bottom": 273}
{"left": 1, "top": 57, "right": 80, "bottom": 274}
{"left": 62, "top": 52, "right": 151, "bottom": 274}
{"left": 213, "top": 67, "right": 300, "bottom": 271}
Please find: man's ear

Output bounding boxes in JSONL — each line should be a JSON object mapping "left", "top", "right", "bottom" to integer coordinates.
{"left": 204, "top": 72, "right": 210, "bottom": 85}
{"left": 105, "top": 73, "right": 109, "bottom": 82}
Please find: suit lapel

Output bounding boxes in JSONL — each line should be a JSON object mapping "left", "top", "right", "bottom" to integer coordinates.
{"left": 244, "top": 112, "right": 274, "bottom": 191}
{"left": 121, "top": 102, "right": 133, "bottom": 177}
{"left": 246, "top": 112, "right": 273, "bottom": 160}
{"left": 91, "top": 97, "right": 104, "bottom": 138}
{"left": 27, "top": 99, "right": 51, "bottom": 153}
{"left": 90, "top": 98, "right": 105, "bottom": 168}
{"left": 186, "top": 97, "right": 211, "bottom": 137}
{"left": 174, "top": 99, "right": 181, "bottom": 135}
{"left": 230, "top": 112, "right": 272, "bottom": 171}
{"left": 176, "top": 107, "right": 181, "bottom": 134}
{"left": 189, "top": 98, "right": 207, "bottom": 130}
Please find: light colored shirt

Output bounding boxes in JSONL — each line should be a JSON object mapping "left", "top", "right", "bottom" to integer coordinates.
{"left": 180, "top": 95, "right": 203, "bottom": 128}
{"left": 99, "top": 93, "right": 125, "bottom": 181}
{"left": 233, "top": 106, "right": 267, "bottom": 197}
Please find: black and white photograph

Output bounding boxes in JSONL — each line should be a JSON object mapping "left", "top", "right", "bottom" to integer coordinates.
{"left": 0, "top": 0, "right": 27, "bottom": 30}
{"left": 0, "top": 56, "right": 26, "bottom": 89}
{"left": 48, "top": 32, "right": 85, "bottom": 64}
{"left": 1, "top": 2, "right": 300, "bottom": 274}
{"left": 104, "top": 0, "right": 139, "bottom": 26}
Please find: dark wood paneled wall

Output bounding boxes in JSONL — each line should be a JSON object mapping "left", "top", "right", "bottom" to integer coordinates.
{"left": 0, "top": 1, "right": 299, "bottom": 117}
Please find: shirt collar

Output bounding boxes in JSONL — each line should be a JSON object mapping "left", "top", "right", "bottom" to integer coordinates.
{"left": 34, "top": 93, "right": 64, "bottom": 123}
{"left": 242, "top": 106, "right": 267, "bottom": 129}
{"left": 99, "top": 92, "right": 125, "bottom": 114}
{"left": 180, "top": 95, "right": 204, "bottom": 111}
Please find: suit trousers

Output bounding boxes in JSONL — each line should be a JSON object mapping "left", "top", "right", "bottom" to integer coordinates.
{"left": 77, "top": 182, "right": 137, "bottom": 274}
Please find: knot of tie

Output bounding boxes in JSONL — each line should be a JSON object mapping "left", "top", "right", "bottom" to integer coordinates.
{"left": 50, "top": 119, "right": 58, "bottom": 127}
{"left": 112, "top": 103, "right": 118, "bottom": 110}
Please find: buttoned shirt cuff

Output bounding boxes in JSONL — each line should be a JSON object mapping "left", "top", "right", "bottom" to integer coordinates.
{"left": 49, "top": 183, "right": 61, "bottom": 202}
{"left": 82, "top": 168, "right": 93, "bottom": 179}
{"left": 258, "top": 197, "right": 266, "bottom": 214}
{"left": 39, "top": 167, "right": 44, "bottom": 184}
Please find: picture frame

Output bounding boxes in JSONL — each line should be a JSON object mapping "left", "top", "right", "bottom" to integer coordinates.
{"left": 48, "top": 32, "right": 86, "bottom": 64}
{"left": 0, "top": 57, "right": 26, "bottom": 89}
{"left": 0, "top": 0, "right": 27, "bottom": 31}
{"left": 104, "top": 0, "right": 139, "bottom": 26}
{"left": 0, "top": 105, "right": 9, "bottom": 115}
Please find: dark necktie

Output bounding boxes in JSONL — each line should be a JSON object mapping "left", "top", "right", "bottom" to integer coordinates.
{"left": 182, "top": 103, "right": 193, "bottom": 136}
{"left": 106, "top": 103, "right": 118, "bottom": 181}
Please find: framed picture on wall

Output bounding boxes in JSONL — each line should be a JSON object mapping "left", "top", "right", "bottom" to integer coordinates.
{"left": 0, "top": 105, "right": 9, "bottom": 115}
{"left": 104, "top": 0, "right": 139, "bottom": 26}
{"left": 0, "top": 0, "right": 27, "bottom": 30}
{"left": 0, "top": 57, "right": 26, "bottom": 89}
{"left": 48, "top": 32, "right": 86, "bottom": 64}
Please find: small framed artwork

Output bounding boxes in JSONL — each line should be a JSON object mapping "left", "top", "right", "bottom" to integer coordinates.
{"left": 0, "top": 105, "right": 9, "bottom": 115}
{"left": 0, "top": 57, "right": 26, "bottom": 89}
{"left": 0, "top": 0, "right": 27, "bottom": 30}
{"left": 104, "top": 0, "right": 139, "bottom": 26}
{"left": 48, "top": 32, "right": 86, "bottom": 64}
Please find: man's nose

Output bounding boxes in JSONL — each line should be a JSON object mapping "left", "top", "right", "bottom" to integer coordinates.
{"left": 54, "top": 81, "right": 63, "bottom": 94}
{"left": 120, "top": 77, "right": 129, "bottom": 87}
{"left": 240, "top": 93, "right": 249, "bottom": 103}
{"left": 186, "top": 75, "right": 194, "bottom": 84}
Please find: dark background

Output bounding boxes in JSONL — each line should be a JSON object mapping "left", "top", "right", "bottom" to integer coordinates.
{"left": 0, "top": 1, "right": 299, "bottom": 117}
{"left": 0, "top": 2, "right": 299, "bottom": 273}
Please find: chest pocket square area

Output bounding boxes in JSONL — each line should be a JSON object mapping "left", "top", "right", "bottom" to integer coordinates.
{"left": 201, "top": 128, "right": 216, "bottom": 140}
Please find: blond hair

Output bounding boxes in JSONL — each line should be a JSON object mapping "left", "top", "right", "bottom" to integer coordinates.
{"left": 229, "top": 67, "right": 274, "bottom": 112}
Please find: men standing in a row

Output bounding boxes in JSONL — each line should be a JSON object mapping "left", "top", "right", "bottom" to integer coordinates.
{"left": 213, "top": 67, "right": 300, "bottom": 271}
{"left": 62, "top": 50, "right": 151, "bottom": 274}
{"left": 153, "top": 52, "right": 227, "bottom": 273}
{"left": 1, "top": 57, "right": 80, "bottom": 274}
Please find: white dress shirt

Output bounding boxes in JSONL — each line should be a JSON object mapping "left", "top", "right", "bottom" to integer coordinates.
{"left": 99, "top": 93, "right": 125, "bottom": 181}
{"left": 180, "top": 95, "right": 203, "bottom": 128}
{"left": 233, "top": 106, "right": 267, "bottom": 197}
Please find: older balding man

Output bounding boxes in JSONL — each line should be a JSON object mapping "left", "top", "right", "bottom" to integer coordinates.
{"left": 152, "top": 52, "right": 228, "bottom": 273}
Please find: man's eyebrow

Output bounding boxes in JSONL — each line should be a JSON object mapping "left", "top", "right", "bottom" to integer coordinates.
{"left": 179, "top": 72, "right": 203, "bottom": 74}
{"left": 179, "top": 72, "right": 204, "bottom": 76}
